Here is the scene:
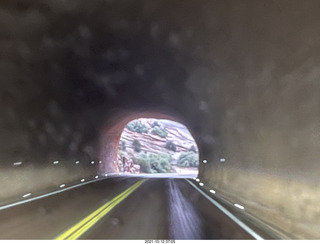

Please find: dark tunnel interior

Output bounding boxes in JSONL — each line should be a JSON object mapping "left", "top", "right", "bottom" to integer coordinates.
{"left": 1, "top": 0, "right": 320, "bottom": 240}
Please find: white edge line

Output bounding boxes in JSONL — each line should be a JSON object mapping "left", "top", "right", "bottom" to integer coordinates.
{"left": 0, "top": 178, "right": 106, "bottom": 211}
{"left": 186, "top": 179, "right": 264, "bottom": 240}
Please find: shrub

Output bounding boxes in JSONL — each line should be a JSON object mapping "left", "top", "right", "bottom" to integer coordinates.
{"left": 118, "top": 150, "right": 125, "bottom": 157}
{"left": 165, "top": 140, "right": 176, "bottom": 152}
{"left": 148, "top": 153, "right": 171, "bottom": 173}
{"left": 133, "top": 154, "right": 151, "bottom": 173}
{"left": 177, "top": 151, "right": 199, "bottom": 167}
{"left": 151, "top": 121, "right": 160, "bottom": 128}
{"left": 126, "top": 120, "right": 148, "bottom": 133}
{"left": 151, "top": 126, "right": 168, "bottom": 138}
{"left": 189, "top": 145, "right": 197, "bottom": 153}
{"left": 119, "top": 141, "right": 126, "bottom": 151}
{"left": 133, "top": 153, "right": 172, "bottom": 173}
{"left": 132, "top": 139, "right": 141, "bottom": 152}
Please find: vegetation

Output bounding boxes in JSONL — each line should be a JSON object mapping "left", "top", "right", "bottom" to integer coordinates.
{"left": 132, "top": 139, "right": 141, "bottom": 152}
{"left": 118, "top": 150, "right": 125, "bottom": 157}
{"left": 133, "top": 154, "right": 151, "bottom": 173}
{"left": 126, "top": 120, "right": 148, "bottom": 133}
{"left": 151, "top": 121, "right": 160, "bottom": 128}
{"left": 165, "top": 140, "right": 176, "bottom": 152}
{"left": 177, "top": 151, "right": 199, "bottom": 167}
{"left": 151, "top": 126, "right": 168, "bottom": 138}
{"left": 133, "top": 153, "right": 172, "bottom": 173}
{"left": 189, "top": 145, "right": 197, "bottom": 153}
{"left": 119, "top": 141, "right": 126, "bottom": 151}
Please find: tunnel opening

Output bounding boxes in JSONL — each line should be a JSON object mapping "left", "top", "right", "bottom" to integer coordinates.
{"left": 117, "top": 118, "right": 199, "bottom": 177}
{"left": 98, "top": 114, "right": 199, "bottom": 178}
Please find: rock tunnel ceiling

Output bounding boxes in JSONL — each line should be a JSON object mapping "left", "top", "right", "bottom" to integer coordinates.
{"left": 1, "top": 0, "right": 320, "bottom": 239}
{"left": 0, "top": 0, "right": 213, "bottom": 165}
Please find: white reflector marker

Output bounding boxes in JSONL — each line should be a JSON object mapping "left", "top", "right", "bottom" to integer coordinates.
{"left": 13, "top": 162, "right": 22, "bottom": 166}
{"left": 234, "top": 203, "right": 245, "bottom": 210}
{"left": 91, "top": 161, "right": 95, "bottom": 165}
{"left": 53, "top": 161, "right": 59, "bottom": 165}
{"left": 75, "top": 161, "right": 79, "bottom": 164}
{"left": 104, "top": 174, "right": 108, "bottom": 177}
{"left": 186, "top": 179, "right": 263, "bottom": 240}
{"left": 203, "top": 159, "right": 207, "bottom": 164}
{"left": 210, "top": 189, "right": 216, "bottom": 194}
{"left": 81, "top": 179, "right": 85, "bottom": 182}
{"left": 59, "top": 184, "right": 66, "bottom": 188}
{"left": 95, "top": 176, "right": 98, "bottom": 179}
{"left": 23, "top": 193, "right": 31, "bottom": 198}
{"left": 196, "top": 178, "right": 200, "bottom": 182}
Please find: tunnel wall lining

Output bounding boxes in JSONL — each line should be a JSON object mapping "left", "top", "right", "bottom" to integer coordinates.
{"left": 0, "top": 1, "right": 319, "bottom": 239}
{"left": 98, "top": 110, "right": 200, "bottom": 175}
{"left": 202, "top": 167, "right": 320, "bottom": 239}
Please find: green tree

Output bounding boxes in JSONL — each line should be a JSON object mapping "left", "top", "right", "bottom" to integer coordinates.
{"left": 132, "top": 139, "right": 141, "bottom": 152}
{"left": 126, "top": 120, "right": 148, "bottom": 133}
{"left": 148, "top": 153, "right": 171, "bottom": 173}
{"left": 119, "top": 141, "right": 126, "bottom": 151}
{"left": 177, "top": 151, "right": 199, "bottom": 167}
{"left": 189, "top": 145, "right": 197, "bottom": 153}
{"left": 151, "top": 121, "right": 160, "bottom": 128}
{"left": 133, "top": 153, "right": 151, "bottom": 173}
{"left": 133, "top": 153, "right": 172, "bottom": 173}
{"left": 151, "top": 126, "right": 168, "bottom": 138}
{"left": 165, "top": 140, "right": 176, "bottom": 152}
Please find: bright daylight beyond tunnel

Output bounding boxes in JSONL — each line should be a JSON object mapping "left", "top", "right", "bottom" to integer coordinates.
{"left": 117, "top": 118, "right": 199, "bottom": 177}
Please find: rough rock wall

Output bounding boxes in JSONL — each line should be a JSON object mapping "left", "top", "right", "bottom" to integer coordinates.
{"left": 1, "top": 0, "right": 320, "bottom": 238}
{"left": 192, "top": 1, "right": 320, "bottom": 239}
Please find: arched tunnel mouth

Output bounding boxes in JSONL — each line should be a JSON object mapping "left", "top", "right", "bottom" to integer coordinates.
{"left": 117, "top": 118, "right": 199, "bottom": 176}
{"left": 1, "top": 0, "right": 320, "bottom": 240}
{"left": 98, "top": 113, "right": 199, "bottom": 178}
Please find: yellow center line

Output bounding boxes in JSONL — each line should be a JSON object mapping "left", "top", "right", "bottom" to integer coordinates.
{"left": 55, "top": 185, "right": 133, "bottom": 240}
{"left": 66, "top": 181, "right": 144, "bottom": 240}
{"left": 55, "top": 179, "right": 147, "bottom": 240}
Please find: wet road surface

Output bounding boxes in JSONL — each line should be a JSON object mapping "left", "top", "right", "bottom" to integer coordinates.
{"left": 0, "top": 177, "right": 273, "bottom": 239}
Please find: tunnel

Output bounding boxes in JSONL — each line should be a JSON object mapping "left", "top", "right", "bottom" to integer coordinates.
{"left": 99, "top": 115, "right": 199, "bottom": 176}
{"left": 1, "top": 0, "right": 320, "bottom": 240}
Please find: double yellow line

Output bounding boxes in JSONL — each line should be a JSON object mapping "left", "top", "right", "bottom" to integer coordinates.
{"left": 55, "top": 179, "right": 147, "bottom": 240}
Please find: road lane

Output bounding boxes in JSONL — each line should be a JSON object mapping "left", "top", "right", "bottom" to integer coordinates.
{"left": 56, "top": 179, "right": 147, "bottom": 240}
{"left": 0, "top": 177, "right": 140, "bottom": 239}
{"left": 167, "top": 179, "right": 204, "bottom": 239}
{"left": 81, "top": 178, "right": 169, "bottom": 239}
{"left": 0, "top": 177, "right": 272, "bottom": 240}
{"left": 173, "top": 179, "right": 253, "bottom": 239}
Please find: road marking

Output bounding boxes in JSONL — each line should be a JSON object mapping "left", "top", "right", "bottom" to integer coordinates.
{"left": 0, "top": 178, "right": 106, "bottom": 211}
{"left": 55, "top": 179, "right": 147, "bottom": 240}
{"left": 185, "top": 179, "right": 264, "bottom": 240}
{"left": 22, "top": 193, "right": 31, "bottom": 198}
{"left": 234, "top": 203, "right": 245, "bottom": 210}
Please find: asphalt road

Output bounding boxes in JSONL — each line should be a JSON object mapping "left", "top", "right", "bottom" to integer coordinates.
{"left": 0, "top": 177, "right": 268, "bottom": 240}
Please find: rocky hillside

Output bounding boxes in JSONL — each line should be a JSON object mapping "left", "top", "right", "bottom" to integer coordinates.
{"left": 117, "top": 118, "right": 199, "bottom": 173}
{"left": 120, "top": 119, "right": 197, "bottom": 155}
